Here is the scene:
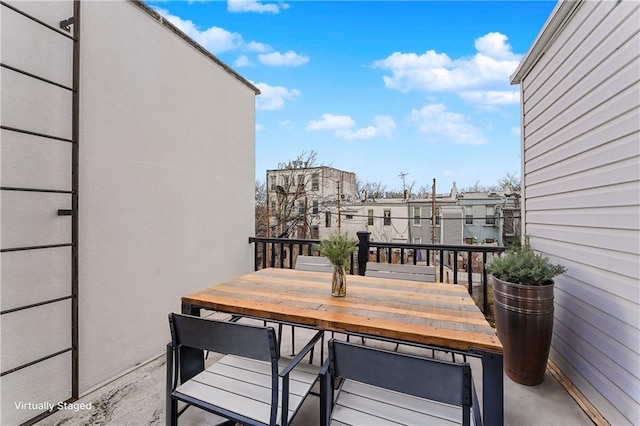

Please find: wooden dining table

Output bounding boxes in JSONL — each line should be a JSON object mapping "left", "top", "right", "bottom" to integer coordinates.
{"left": 181, "top": 267, "right": 504, "bottom": 425}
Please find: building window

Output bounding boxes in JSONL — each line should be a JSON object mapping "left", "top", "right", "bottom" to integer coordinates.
{"left": 297, "top": 175, "right": 305, "bottom": 191}
{"left": 311, "top": 173, "right": 319, "bottom": 191}
{"left": 413, "top": 206, "right": 421, "bottom": 225}
{"left": 313, "top": 200, "right": 319, "bottom": 214}
{"left": 311, "top": 226, "right": 319, "bottom": 239}
{"left": 485, "top": 205, "right": 495, "bottom": 225}
{"left": 325, "top": 212, "right": 331, "bottom": 227}
{"left": 269, "top": 176, "right": 276, "bottom": 191}
{"left": 367, "top": 209, "right": 374, "bottom": 226}
{"left": 297, "top": 201, "right": 304, "bottom": 216}
{"left": 270, "top": 201, "right": 276, "bottom": 211}
{"left": 413, "top": 237, "right": 421, "bottom": 244}
{"left": 465, "top": 237, "right": 474, "bottom": 245}
{"left": 383, "top": 209, "right": 391, "bottom": 226}
{"left": 283, "top": 176, "right": 289, "bottom": 187}
{"left": 465, "top": 207, "right": 473, "bottom": 225}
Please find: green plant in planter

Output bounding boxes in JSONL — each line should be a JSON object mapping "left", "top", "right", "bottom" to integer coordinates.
{"left": 488, "top": 237, "right": 566, "bottom": 285}
{"left": 488, "top": 236, "right": 567, "bottom": 385}
{"left": 316, "top": 233, "right": 357, "bottom": 267}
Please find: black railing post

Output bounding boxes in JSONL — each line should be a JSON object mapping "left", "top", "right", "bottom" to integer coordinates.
{"left": 356, "top": 231, "right": 370, "bottom": 276}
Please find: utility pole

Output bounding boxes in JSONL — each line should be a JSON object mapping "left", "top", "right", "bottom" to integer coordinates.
{"left": 336, "top": 180, "right": 341, "bottom": 233}
{"left": 399, "top": 172, "right": 408, "bottom": 199}
{"left": 431, "top": 178, "right": 436, "bottom": 245}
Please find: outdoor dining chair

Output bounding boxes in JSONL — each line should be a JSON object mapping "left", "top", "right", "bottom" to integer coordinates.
{"left": 167, "top": 313, "right": 323, "bottom": 426}
{"left": 320, "top": 340, "right": 481, "bottom": 426}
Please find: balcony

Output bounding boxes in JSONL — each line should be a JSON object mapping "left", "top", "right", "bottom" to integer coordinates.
{"left": 30, "top": 235, "right": 596, "bottom": 426}
{"left": 37, "top": 313, "right": 593, "bottom": 425}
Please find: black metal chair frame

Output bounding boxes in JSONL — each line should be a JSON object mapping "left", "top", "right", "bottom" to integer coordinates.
{"left": 320, "top": 339, "right": 482, "bottom": 426}
{"left": 167, "top": 313, "right": 323, "bottom": 426}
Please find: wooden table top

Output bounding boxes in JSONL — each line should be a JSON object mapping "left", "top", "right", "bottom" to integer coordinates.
{"left": 182, "top": 268, "right": 502, "bottom": 353}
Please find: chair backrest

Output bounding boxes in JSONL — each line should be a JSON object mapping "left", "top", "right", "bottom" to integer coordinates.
{"left": 329, "top": 340, "right": 471, "bottom": 411}
{"left": 169, "top": 313, "right": 278, "bottom": 362}
{"left": 365, "top": 261, "right": 435, "bottom": 282}
{"left": 295, "top": 255, "right": 333, "bottom": 272}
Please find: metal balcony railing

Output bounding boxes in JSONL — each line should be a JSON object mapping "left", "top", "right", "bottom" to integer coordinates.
{"left": 249, "top": 231, "right": 505, "bottom": 317}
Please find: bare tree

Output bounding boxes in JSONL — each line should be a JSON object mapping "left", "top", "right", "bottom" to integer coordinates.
{"left": 267, "top": 150, "right": 339, "bottom": 239}
{"left": 356, "top": 180, "right": 387, "bottom": 202}
{"left": 498, "top": 172, "right": 521, "bottom": 192}
{"left": 255, "top": 180, "right": 267, "bottom": 237}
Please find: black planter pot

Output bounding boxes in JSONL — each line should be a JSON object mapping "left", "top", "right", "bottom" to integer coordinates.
{"left": 492, "top": 276, "right": 554, "bottom": 386}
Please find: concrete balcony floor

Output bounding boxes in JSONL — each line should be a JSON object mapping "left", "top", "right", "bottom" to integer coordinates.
{"left": 39, "top": 314, "right": 594, "bottom": 426}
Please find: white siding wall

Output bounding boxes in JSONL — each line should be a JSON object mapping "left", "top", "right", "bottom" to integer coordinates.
{"left": 1, "top": 1, "right": 75, "bottom": 424}
{"left": 78, "top": 0, "right": 255, "bottom": 392}
{"left": 520, "top": 1, "right": 639, "bottom": 423}
{"left": 1, "top": 1, "right": 256, "bottom": 423}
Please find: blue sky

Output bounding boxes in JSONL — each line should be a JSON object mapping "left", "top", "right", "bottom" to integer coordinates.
{"left": 147, "top": 0, "right": 557, "bottom": 192}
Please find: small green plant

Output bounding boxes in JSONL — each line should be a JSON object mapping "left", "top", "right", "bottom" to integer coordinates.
{"left": 488, "top": 237, "right": 566, "bottom": 286}
{"left": 316, "top": 233, "right": 357, "bottom": 267}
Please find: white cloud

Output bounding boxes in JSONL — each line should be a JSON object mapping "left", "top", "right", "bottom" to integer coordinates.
{"left": 245, "top": 41, "right": 272, "bottom": 53}
{"left": 258, "top": 50, "right": 309, "bottom": 67}
{"left": 511, "top": 127, "right": 521, "bottom": 136}
{"left": 279, "top": 120, "right": 293, "bottom": 127}
{"left": 228, "top": 0, "right": 289, "bottom": 14}
{"left": 234, "top": 55, "right": 254, "bottom": 67}
{"left": 306, "top": 114, "right": 355, "bottom": 131}
{"left": 459, "top": 90, "right": 519, "bottom": 105}
{"left": 373, "top": 32, "right": 521, "bottom": 94}
{"left": 336, "top": 116, "right": 396, "bottom": 140}
{"left": 253, "top": 82, "right": 300, "bottom": 111}
{"left": 409, "top": 104, "right": 486, "bottom": 145}
{"left": 155, "top": 8, "right": 242, "bottom": 54}
{"left": 307, "top": 114, "right": 395, "bottom": 140}
{"left": 256, "top": 123, "right": 265, "bottom": 131}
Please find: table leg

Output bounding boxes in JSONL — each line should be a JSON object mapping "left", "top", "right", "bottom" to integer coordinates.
{"left": 179, "top": 303, "right": 205, "bottom": 382}
{"left": 479, "top": 349, "right": 504, "bottom": 426}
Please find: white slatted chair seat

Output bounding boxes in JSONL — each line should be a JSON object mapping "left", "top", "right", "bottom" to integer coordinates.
{"left": 365, "top": 262, "right": 436, "bottom": 282}
{"left": 167, "top": 313, "right": 323, "bottom": 426}
{"left": 321, "top": 340, "right": 478, "bottom": 426}
{"left": 295, "top": 255, "right": 333, "bottom": 273}
{"left": 331, "top": 380, "right": 473, "bottom": 426}
{"left": 175, "top": 355, "right": 320, "bottom": 425}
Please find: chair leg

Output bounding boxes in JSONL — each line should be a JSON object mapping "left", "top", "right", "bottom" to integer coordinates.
{"left": 291, "top": 326, "right": 296, "bottom": 356}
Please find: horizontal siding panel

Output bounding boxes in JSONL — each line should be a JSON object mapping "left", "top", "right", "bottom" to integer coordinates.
{"left": 526, "top": 110, "right": 639, "bottom": 175}
{"left": 524, "top": 82, "right": 638, "bottom": 157}
{"left": 526, "top": 181, "right": 640, "bottom": 211}
{"left": 0, "top": 352, "right": 71, "bottom": 426}
{"left": 523, "top": 0, "right": 607, "bottom": 101}
{"left": 1, "top": 68, "right": 72, "bottom": 140}
{"left": 0, "top": 299, "right": 72, "bottom": 373}
{"left": 1, "top": 191, "right": 72, "bottom": 249}
{"left": 526, "top": 49, "right": 639, "bottom": 143}
{"left": 555, "top": 303, "right": 639, "bottom": 380}
{"left": 528, "top": 235, "right": 639, "bottom": 280}
{"left": 554, "top": 317, "right": 638, "bottom": 399}
{"left": 555, "top": 255, "right": 639, "bottom": 304}
{"left": 526, "top": 207, "right": 639, "bottom": 231}
{"left": 552, "top": 328, "right": 639, "bottom": 424}
{"left": 526, "top": 132, "right": 639, "bottom": 185}
{"left": 525, "top": 1, "right": 634, "bottom": 110}
{"left": 550, "top": 347, "right": 636, "bottom": 425}
{"left": 555, "top": 286, "right": 639, "bottom": 358}
{"left": 1, "top": 5, "right": 74, "bottom": 87}
{"left": 526, "top": 155, "right": 639, "bottom": 198}
{"left": 527, "top": 223, "right": 639, "bottom": 256}
{"left": 1, "top": 247, "right": 71, "bottom": 312}
{"left": 526, "top": 31, "right": 639, "bottom": 136}
{"left": 1, "top": 130, "right": 72, "bottom": 191}
{"left": 3, "top": 1, "right": 73, "bottom": 31}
